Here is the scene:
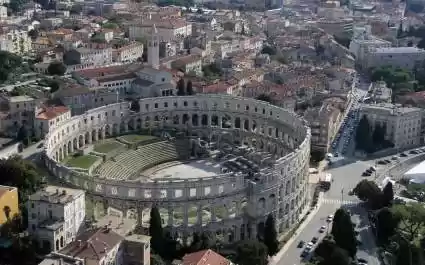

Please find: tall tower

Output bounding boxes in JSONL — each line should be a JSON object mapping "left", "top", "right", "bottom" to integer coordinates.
{"left": 148, "top": 24, "right": 160, "bottom": 69}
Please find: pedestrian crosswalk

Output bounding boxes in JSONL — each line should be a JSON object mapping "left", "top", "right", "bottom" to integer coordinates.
{"left": 322, "top": 198, "right": 358, "bottom": 205}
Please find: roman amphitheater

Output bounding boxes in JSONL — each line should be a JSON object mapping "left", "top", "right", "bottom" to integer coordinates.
{"left": 44, "top": 94, "right": 311, "bottom": 243}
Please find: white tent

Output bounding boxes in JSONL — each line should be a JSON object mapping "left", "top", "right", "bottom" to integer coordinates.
{"left": 404, "top": 160, "right": 425, "bottom": 183}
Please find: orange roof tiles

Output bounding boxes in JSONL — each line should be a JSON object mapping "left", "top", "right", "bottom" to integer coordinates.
{"left": 182, "top": 249, "right": 231, "bottom": 265}
{"left": 36, "top": 106, "right": 69, "bottom": 120}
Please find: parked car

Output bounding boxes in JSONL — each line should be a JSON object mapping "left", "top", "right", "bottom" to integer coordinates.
{"left": 311, "top": 237, "right": 319, "bottom": 244}
{"left": 400, "top": 153, "right": 407, "bottom": 157}
{"left": 319, "top": 226, "right": 326, "bottom": 233}
{"left": 362, "top": 172, "right": 371, "bottom": 177}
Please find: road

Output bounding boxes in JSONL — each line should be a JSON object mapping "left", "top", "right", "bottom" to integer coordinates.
{"left": 276, "top": 158, "right": 381, "bottom": 265}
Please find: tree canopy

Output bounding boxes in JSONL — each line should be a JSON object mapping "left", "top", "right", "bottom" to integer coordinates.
{"left": 331, "top": 209, "right": 357, "bottom": 257}
{"left": 149, "top": 206, "right": 164, "bottom": 256}
{"left": 0, "top": 51, "right": 30, "bottom": 84}
{"left": 263, "top": 214, "right": 279, "bottom": 256}
{"left": 315, "top": 236, "right": 350, "bottom": 265}
{"left": 392, "top": 202, "right": 425, "bottom": 241}
{"left": 0, "top": 156, "right": 42, "bottom": 203}
{"left": 234, "top": 240, "right": 269, "bottom": 265}
{"left": 375, "top": 207, "right": 398, "bottom": 245}
{"left": 177, "top": 78, "right": 185, "bottom": 96}
{"left": 383, "top": 182, "right": 394, "bottom": 207}
{"left": 47, "top": 61, "right": 67, "bottom": 76}
{"left": 353, "top": 179, "right": 383, "bottom": 209}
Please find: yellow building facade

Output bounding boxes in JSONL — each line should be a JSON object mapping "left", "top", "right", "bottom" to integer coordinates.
{"left": 0, "top": 185, "right": 19, "bottom": 225}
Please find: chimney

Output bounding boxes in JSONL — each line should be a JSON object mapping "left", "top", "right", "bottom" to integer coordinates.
{"left": 62, "top": 190, "right": 66, "bottom": 195}
{"left": 78, "top": 240, "right": 82, "bottom": 247}
{"left": 56, "top": 189, "right": 59, "bottom": 194}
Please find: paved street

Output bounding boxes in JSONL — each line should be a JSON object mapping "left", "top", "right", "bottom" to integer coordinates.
{"left": 276, "top": 158, "right": 378, "bottom": 265}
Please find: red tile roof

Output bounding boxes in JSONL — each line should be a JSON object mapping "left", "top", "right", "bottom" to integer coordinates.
{"left": 182, "top": 249, "right": 231, "bottom": 265}
{"left": 36, "top": 106, "right": 69, "bottom": 120}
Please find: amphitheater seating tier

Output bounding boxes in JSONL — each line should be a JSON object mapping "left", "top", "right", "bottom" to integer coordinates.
{"left": 95, "top": 140, "right": 190, "bottom": 180}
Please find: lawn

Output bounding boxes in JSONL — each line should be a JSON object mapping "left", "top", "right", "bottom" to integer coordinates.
{"left": 94, "top": 141, "right": 123, "bottom": 153}
{"left": 65, "top": 155, "right": 99, "bottom": 169}
{"left": 119, "top": 134, "right": 157, "bottom": 143}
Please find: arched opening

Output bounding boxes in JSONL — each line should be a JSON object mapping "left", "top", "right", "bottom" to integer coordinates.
{"left": 192, "top": 114, "right": 199, "bottom": 126}
{"left": 211, "top": 115, "right": 218, "bottom": 126}
{"left": 105, "top": 125, "right": 111, "bottom": 137}
{"left": 222, "top": 115, "right": 231, "bottom": 129}
{"left": 234, "top": 117, "right": 241, "bottom": 128}
{"left": 182, "top": 114, "right": 190, "bottom": 124}
{"left": 244, "top": 119, "right": 249, "bottom": 130}
{"left": 201, "top": 114, "right": 208, "bottom": 126}
{"left": 252, "top": 120, "right": 257, "bottom": 132}
{"left": 173, "top": 115, "right": 179, "bottom": 125}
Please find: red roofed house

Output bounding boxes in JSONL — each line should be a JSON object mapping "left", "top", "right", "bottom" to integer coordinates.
{"left": 35, "top": 106, "right": 71, "bottom": 138}
{"left": 181, "top": 249, "right": 233, "bottom": 265}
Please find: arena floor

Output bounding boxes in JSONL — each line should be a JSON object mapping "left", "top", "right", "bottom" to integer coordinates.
{"left": 150, "top": 159, "right": 222, "bottom": 179}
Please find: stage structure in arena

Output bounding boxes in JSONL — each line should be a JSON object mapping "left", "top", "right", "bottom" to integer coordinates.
{"left": 43, "top": 95, "right": 311, "bottom": 243}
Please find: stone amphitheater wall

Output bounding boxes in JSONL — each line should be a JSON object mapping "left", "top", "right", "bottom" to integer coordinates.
{"left": 43, "top": 95, "right": 311, "bottom": 242}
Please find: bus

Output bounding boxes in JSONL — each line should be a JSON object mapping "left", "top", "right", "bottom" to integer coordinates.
{"left": 321, "top": 173, "right": 332, "bottom": 190}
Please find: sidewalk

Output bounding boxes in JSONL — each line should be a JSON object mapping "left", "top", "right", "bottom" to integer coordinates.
{"left": 269, "top": 192, "right": 324, "bottom": 265}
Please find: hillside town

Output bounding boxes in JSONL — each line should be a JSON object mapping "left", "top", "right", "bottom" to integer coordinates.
{"left": 0, "top": 0, "right": 424, "bottom": 265}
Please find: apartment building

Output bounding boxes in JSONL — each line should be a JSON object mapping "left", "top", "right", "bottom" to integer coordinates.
{"left": 112, "top": 42, "right": 144, "bottom": 63}
{"left": 129, "top": 18, "right": 192, "bottom": 42}
{"left": 53, "top": 83, "right": 119, "bottom": 115}
{"left": 359, "top": 103, "right": 424, "bottom": 149}
{"left": 304, "top": 97, "right": 346, "bottom": 154}
{"left": 0, "top": 29, "right": 32, "bottom": 55}
{"left": 349, "top": 25, "right": 391, "bottom": 64}
{"left": 170, "top": 55, "right": 202, "bottom": 75}
{"left": 0, "top": 95, "right": 40, "bottom": 137}
{"left": 27, "top": 186, "right": 86, "bottom": 252}
{"left": 34, "top": 106, "right": 71, "bottom": 139}
{"left": 63, "top": 47, "right": 113, "bottom": 67}
{"left": 366, "top": 47, "right": 425, "bottom": 70}
{"left": 38, "top": 230, "right": 151, "bottom": 265}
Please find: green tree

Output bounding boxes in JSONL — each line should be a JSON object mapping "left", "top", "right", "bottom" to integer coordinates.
{"left": 263, "top": 214, "right": 279, "bottom": 256}
{"left": 353, "top": 179, "right": 383, "bottom": 209}
{"left": 256, "top": 94, "right": 276, "bottom": 105}
{"left": 16, "top": 125, "right": 29, "bottom": 146}
{"left": 27, "top": 29, "right": 38, "bottom": 40}
{"left": 331, "top": 209, "right": 357, "bottom": 257}
{"left": 186, "top": 80, "right": 194, "bottom": 95}
{"left": 395, "top": 237, "right": 413, "bottom": 265}
{"left": 0, "top": 156, "right": 41, "bottom": 203}
{"left": 149, "top": 206, "right": 164, "bottom": 256}
{"left": 376, "top": 207, "right": 398, "bottom": 245}
{"left": 392, "top": 202, "right": 425, "bottom": 241}
{"left": 261, "top": 45, "right": 277, "bottom": 56}
{"left": 177, "top": 78, "right": 185, "bottom": 96}
{"left": 383, "top": 182, "right": 394, "bottom": 206}
{"left": 234, "top": 240, "right": 268, "bottom": 265}
{"left": 47, "top": 61, "right": 66, "bottom": 76}
{"left": 355, "top": 115, "right": 371, "bottom": 152}
{"left": 315, "top": 236, "right": 337, "bottom": 262}
{"left": 329, "top": 246, "right": 350, "bottom": 265}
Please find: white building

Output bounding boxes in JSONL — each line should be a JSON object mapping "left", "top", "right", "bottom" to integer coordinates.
{"left": 0, "top": 29, "right": 32, "bottom": 55}
{"left": 366, "top": 47, "right": 425, "bottom": 70}
{"left": 34, "top": 106, "right": 71, "bottom": 139}
{"left": 129, "top": 19, "right": 192, "bottom": 42}
{"left": 27, "top": 186, "right": 86, "bottom": 252}
{"left": 359, "top": 103, "right": 424, "bottom": 149}
{"left": 349, "top": 25, "right": 391, "bottom": 64}
{"left": 0, "top": 95, "right": 40, "bottom": 137}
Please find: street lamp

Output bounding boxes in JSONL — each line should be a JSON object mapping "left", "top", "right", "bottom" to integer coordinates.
{"left": 341, "top": 188, "right": 344, "bottom": 204}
